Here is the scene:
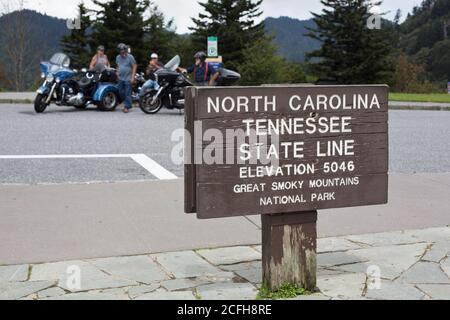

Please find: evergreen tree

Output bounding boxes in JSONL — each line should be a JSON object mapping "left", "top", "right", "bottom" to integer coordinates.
{"left": 144, "top": 4, "right": 177, "bottom": 63}
{"left": 239, "top": 37, "right": 306, "bottom": 85}
{"left": 91, "top": 0, "right": 176, "bottom": 70}
{"left": 173, "top": 35, "right": 196, "bottom": 68}
{"left": 190, "top": 0, "right": 265, "bottom": 71}
{"left": 60, "top": 3, "right": 92, "bottom": 70}
{"left": 91, "top": 0, "right": 150, "bottom": 70}
{"left": 307, "top": 0, "right": 394, "bottom": 84}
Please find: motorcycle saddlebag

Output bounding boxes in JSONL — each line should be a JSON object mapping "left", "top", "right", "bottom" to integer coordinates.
{"left": 217, "top": 68, "right": 241, "bottom": 86}
{"left": 100, "top": 69, "right": 118, "bottom": 83}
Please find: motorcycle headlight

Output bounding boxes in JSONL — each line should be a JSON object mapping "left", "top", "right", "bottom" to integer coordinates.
{"left": 56, "top": 77, "right": 61, "bottom": 84}
{"left": 41, "top": 73, "right": 46, "bottom": 79}
{"left": 46, "top": 74, "right": 54, "bottom": 82}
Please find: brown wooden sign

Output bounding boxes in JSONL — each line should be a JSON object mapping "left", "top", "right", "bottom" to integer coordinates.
{"left": 185, "top": 85, "right": 389, "bottom": 219}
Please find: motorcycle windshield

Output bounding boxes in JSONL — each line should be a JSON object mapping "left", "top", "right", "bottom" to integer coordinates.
{"left": 49, "top": 53, "right": 71, "bottom": 68}
{"left": 164, "top": 55, "right": 180, "bottom": 71}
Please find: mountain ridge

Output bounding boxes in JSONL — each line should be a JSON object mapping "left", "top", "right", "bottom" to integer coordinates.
{"left": 265, "top": 16, "right": 320, "bottom": 62}
{"left": 0, "top": 10, "right": 317, "bottom": 62}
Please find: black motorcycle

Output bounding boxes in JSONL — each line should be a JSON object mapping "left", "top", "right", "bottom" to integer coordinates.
{"left": 139, "top": 55, "right": 241, "bottom": 115}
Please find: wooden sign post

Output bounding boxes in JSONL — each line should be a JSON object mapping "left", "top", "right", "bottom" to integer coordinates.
{"left": 185, "top": 85, "right": 389, "bottom": 291}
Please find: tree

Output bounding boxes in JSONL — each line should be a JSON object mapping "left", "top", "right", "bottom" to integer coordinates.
{"left": 427, "top": 39, "right": 450, "bottom": 82}
{"left": 239, "top": 37, "right": 306, "bottom": 85}
{"left": 394, "top": 9, "right": 402, "bottom": 26}
{"left": 391, "top": 52, "right": 425, "bottom": 92}
{"left": 190, "top": 0, "right": 305, "bottom": 85}
{"left": 398, "top": 0, "right": 450, "bottom": 86}
{"left": 91, "top": 0, "right": 176, "bottom": 70}
{"left": 0, "top": 0, "right": 37, "bottom": 91}
{"left": 239, "top": 37, "right": 283, "bottom": 85}
{"left": 307, "top": 0, "right": 394, "bottom": 84}
{"left": 60, "top": 2, "right": 92, "bottom": 70}
{"left": 173, "top": 35, "right": 196, "bottom": 68}
{"left": 91, "top": 0, "right": 150, "bottom": 70}
{"left": 190, "top": 0, "right": 265, "bottom": 71}
{"left": 0, "top": 63, "right": 7, "bottom": 91}
{"left": 391, "top": 52, "right": 441, "bottom": 93}
{"left": 143, "top": 4, "right": 178, "bottom": 63}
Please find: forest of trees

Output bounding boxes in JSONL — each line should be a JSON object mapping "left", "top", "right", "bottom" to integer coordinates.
{"left": 60, "top": 0, "right": 306, "bottom": 87}
{"left": 1, "top": 0, "right": 450, "bottom": 92}
{"left": 393, "top": 0, "right": 450, "bottom": 92}
{"left": 304, "top": 0, "right": 450, "bottom": 92}
{"left": 307, "top": 0, "right": 395, "bottom": 85}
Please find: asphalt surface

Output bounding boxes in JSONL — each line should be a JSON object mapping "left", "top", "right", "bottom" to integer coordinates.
{"left": 2, "top": 174, "right": 450, "bottom": 265}
{"left": 389, "top": 110, "right": 450, "bottom": 173}
{"left": 0, "top": 104, "right": 449, "bottom": 185}
{"left": 0, "top": 104, "right": 184, "bottom": 184}
{"left": 1, "top": 103, "right": 450, "bottom": 264}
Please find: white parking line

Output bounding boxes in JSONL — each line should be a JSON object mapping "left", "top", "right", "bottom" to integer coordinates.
{"left": 130, "top": 154, "right": 178, "bottom": 180}
{"left": 0, "top": 154, "right": 178, "bottom": 181}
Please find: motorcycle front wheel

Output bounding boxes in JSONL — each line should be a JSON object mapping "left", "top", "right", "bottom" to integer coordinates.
{"left": 98, "top": 91, "right": 118, "bottom": 112}
{"left": 139, "top": 92, "right": 163, "bottom": 115}
{"left": 34, "top": 94, "right": 49, "bottom": 113}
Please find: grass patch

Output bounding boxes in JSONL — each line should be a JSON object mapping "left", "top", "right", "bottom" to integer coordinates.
{"left": 390, "top": 93, "right": 450, "bottom": 103}
{"left": 193, "top": 289, "right": 202, "bottom": 300}
{"left": 257, "top": 283, "right": 310, "bottom": 300}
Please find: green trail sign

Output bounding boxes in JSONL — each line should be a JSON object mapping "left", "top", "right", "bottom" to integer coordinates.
{"left": 207, "top": 36, "right": 218, "bottom": 57}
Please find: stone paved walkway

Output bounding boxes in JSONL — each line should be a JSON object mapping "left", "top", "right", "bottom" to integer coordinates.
{"left": 1, "top": 227, "right": 449, "bottom": 300}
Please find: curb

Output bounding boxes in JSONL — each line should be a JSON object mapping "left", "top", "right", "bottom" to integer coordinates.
{"left": 1, "top": 99, "right": 449, "bottom": 111}
{"left": 389, "top": 105, "right": 450, "bottom": 111}
{"left": 0, "top": 99, "right": 33, "bottom": 104}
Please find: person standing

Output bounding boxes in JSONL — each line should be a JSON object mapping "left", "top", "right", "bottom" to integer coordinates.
{"left": 116, "top": 43, "right": 137, "bottom": 113}
{"left": 89, "top": 45, "right": 110, "bottom": 72}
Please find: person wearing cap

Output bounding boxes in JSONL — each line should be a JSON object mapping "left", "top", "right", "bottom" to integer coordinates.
{"left": 116, "top": 43, "right": 137, "bottom": 113}
{"left": 147, "top": 53, "right": 163, "bottom": 74}
{"left": 89, "top": 46, "right": 110, "bottom": 72}
{"left": 179, "top": 51, "right": 219, "bottom": 86}
{"left": 140, "top": 53, "right": 163, "bottom": 96}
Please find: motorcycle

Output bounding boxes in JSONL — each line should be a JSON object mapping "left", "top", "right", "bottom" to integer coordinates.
{"left": 139, "top": 56, "right": 191, "bottom": 114}
{"left": 34, "top": 53, "right": 121, "bottom": 113}
{"left": 73, "top": 68, "right": 121, "bottom": 112}
{"left": 139, "top": 55, "right": 241, "bottom": 115}
{"left": 35, "top": 53, "right": 76, "bottom": 113}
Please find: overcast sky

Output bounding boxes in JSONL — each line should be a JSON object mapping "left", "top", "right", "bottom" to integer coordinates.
{"left": 20, "top": 0, "right": 420, "bottom": 33}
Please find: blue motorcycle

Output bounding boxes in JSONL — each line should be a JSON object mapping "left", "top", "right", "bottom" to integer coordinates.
{"left": 35, "top": 53, "right": 121, "bottom": 113}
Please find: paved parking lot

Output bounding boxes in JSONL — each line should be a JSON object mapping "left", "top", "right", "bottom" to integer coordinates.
{"left": 1, "top": 104, "right": 450, "bottom": 265}
{"left": 0, "top": 104, "right": 184, "bottom": 184}
{"left": 0, "top": 104, "right": 449, "bottom": 185}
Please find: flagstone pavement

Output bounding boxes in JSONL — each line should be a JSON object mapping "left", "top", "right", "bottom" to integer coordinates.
{"left": 1, "top": 227, "right": 449, "bottom": 300}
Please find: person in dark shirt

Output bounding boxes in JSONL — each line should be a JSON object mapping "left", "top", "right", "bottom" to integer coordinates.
{"left": 179, "top": 52, "right": 219, "bottom": 86}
